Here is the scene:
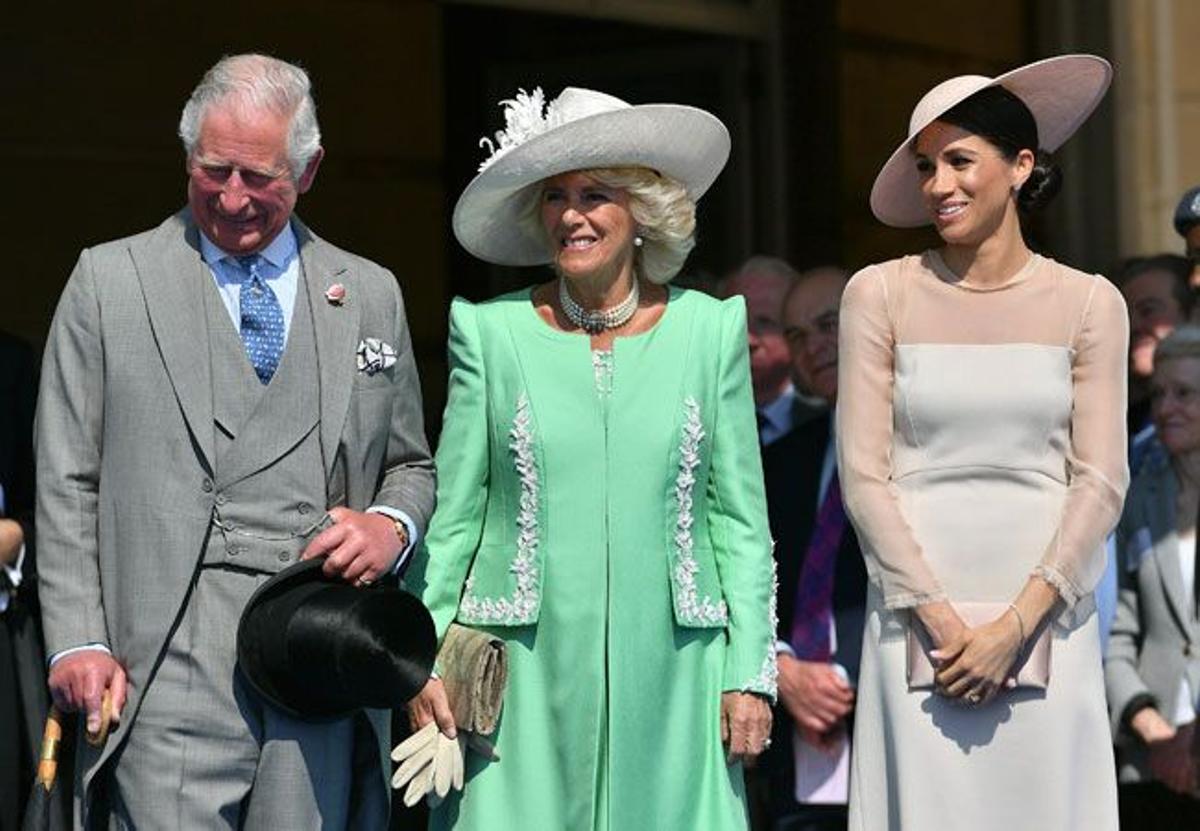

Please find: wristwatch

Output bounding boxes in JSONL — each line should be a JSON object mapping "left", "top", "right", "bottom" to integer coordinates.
{"left": 391, "top": 518, "right": 409, "bottom": 552}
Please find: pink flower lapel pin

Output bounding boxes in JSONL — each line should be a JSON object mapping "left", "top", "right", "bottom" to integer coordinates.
{"left": 324, "top": 283, "right": 347, "bottom": 306}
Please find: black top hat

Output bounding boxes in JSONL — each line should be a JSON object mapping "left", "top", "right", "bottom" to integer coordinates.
{"left": 237, "top": 558, "right": 436, "bottom": 721}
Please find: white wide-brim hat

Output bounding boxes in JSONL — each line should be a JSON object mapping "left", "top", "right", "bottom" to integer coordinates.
{"left": 452, "top": 86, "right": 731, "bottom": 266}
{"left": 870, "top": 54, "right": 1112, "bottom": 228}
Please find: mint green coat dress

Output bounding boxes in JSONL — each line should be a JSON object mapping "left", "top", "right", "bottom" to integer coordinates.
{"left": 407, "top": 286, "right": 776, "bottom": 830}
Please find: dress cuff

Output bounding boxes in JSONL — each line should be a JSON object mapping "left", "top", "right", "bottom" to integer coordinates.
{"left": 366, "top": 506, "right": 420, "bottom": 573}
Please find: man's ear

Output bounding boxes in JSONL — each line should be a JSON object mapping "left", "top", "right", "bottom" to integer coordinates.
{"left": 297, "top": 147, "right": 325, "bottom": 194}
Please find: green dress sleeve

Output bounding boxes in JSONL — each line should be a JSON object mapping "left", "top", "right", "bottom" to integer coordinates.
{"left": 406, "top": 298, "right": 489, "bottom": 641}
{"left": 707, "top": 298, "right": 778, "bottom": 700}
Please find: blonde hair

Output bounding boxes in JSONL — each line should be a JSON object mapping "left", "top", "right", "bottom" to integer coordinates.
{"left": 521, "top": 166, "right": 697, "bottom": 284}
{"left": 1154, "top": 324, "right": 1200, "bottom": 366}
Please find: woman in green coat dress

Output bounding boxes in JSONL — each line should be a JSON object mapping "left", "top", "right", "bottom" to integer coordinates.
{"left": 405, "top": 86, "right": 777, "bottom": 830}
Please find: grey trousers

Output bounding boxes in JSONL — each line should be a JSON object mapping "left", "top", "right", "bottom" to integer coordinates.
{"left": 106, "top": 567, "right": 356, "bottom": 829}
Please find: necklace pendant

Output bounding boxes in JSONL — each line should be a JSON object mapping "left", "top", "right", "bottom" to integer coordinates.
{"left": 583, "top": 314, "right": 605, "bottom": 335}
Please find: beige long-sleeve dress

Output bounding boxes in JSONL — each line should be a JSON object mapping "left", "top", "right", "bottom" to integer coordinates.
{"left": 837, "top": 252, "right": 1128, "bottom": 830}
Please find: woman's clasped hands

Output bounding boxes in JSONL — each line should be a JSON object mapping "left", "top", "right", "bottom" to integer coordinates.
{"left": 922, "top": 602, "right": 1023, "bottom": 707}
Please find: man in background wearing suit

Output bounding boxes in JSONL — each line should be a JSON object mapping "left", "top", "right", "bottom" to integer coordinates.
{"left": 0, "top": 331, "right": 48, "bottom": 830}
{"left": 37, "top": 54, "right": 435, "bottom": 828}
{"left": 720, "top": 257, "right": 815, "bottom": 447}
{"left": 761, "top": 267, "right": 866, "bottom": 831}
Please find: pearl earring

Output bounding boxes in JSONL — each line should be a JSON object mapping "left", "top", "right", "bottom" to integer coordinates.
{"left": 633, "top": 235, "right": 644, "bottom": 248}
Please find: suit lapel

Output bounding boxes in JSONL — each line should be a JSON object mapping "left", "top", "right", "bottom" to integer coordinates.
{"left": 132, "top": 211, "right": 215, "bottom": 471}
{"left": 1147, "top": 468, "right": 1193, "bottom": 631}
{"left": 294, "top": 220, "right": 360, "bottom": 480}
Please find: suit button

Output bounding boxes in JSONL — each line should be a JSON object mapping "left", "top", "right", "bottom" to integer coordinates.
{"left": 215, "top": 492, "right": 228, "bottom": 506}
{"left": 202, "top": 478, "right": 213, "bottom": 493}
{"left": 227, "top": 545, "right": 240, "bottom": 557}
{"left": 297, "top": 502, "right": 311, "bottom": 515}
{"left": 278, "top": 551, "right": 290, "bottom": 563}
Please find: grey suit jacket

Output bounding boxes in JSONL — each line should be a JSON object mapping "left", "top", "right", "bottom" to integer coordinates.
{"left": 1105, "top": 457, "right": 1200, "bottom": 782}
{"left": 35, "top": 210, "right": 436, "bottom": 804}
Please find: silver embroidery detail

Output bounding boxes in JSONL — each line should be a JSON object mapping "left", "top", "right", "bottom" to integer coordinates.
{"left": 672, "top": 397, "right": 729, "bottom": 625}
{"left": 458, "top": 394, "right": 540, "bottom": 624}
{"left": 741, "top": 557, "right": 779, "bottom": 699}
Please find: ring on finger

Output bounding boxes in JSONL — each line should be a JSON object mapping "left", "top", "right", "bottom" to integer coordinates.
{"left": 355, "top": 576, "right": 373, "bottom": 588}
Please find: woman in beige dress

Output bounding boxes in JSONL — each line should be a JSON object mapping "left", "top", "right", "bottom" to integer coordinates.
{"left": 838, "top": 56, "right": 1126, "bottom": 829}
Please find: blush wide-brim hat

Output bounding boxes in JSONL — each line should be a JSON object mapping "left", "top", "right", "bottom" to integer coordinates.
{"left": 452, "top": 86, "right": 731, "bottom": 266}
{"left": 870, "top": 54, "right": 1112, "bottom": 228}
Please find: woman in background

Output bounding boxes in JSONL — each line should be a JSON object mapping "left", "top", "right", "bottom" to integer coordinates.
{"left": 1107, "top": 324, "right": 1200, "bottom": 829}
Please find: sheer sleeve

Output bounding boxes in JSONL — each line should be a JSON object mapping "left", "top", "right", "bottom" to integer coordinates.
{"left": 836, "top": 266, "right": 947, "bottom": 608}
{"left": 1032, "top": 277, "right": 1129, "bottom": 607}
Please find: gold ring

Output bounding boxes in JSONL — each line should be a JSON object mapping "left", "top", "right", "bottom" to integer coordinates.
{"left": 967, "top": 692, "right": 982, "bottom": 705}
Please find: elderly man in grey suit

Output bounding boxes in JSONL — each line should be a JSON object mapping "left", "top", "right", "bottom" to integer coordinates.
{"left": 36, "top": 54, "right": 435, "bottom": 828}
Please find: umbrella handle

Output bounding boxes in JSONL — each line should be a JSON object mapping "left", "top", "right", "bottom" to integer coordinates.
{"left": 34, "top": 707, "right": 64, "bottom": 791}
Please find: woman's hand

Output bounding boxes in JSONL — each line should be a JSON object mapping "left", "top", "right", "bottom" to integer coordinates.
{"left": 933, "top": 609, "right": 1023, "bottom": 706}
{"left": 1132, "top": 709, "right": 1197, "bottom": 794}
{"left": 720, "top": 691, "right": 772, "bottom": 765}
{"left": 913, "top": 600, "right": 967, "bottom": 649}
{"left": 408, "top": 677, "right": 457, "bottom": 739}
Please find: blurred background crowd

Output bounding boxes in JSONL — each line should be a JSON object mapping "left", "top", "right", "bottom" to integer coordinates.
{"left": 3, "top": 1, "right": 1200, "bottom": 829}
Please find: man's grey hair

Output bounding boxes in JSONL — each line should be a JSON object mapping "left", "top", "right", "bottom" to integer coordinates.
{"left": 178, "top": 54, "right": 321, "bottom": 180}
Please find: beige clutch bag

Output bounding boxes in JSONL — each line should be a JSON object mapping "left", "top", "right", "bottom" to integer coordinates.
{"left": 437, "top": 623, "right": 508, "bottom": 735}
{"left": 906, "top": 602, "right": 1051, "bottom": 691}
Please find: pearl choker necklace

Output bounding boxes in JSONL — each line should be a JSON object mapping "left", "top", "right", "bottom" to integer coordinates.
{"left": 558, "top": 279, "right": 640, "bottom": 334}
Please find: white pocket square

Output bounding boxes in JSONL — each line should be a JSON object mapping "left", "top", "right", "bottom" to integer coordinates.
{"left": 356, "top": 338, "right": 397, "bottom": 375}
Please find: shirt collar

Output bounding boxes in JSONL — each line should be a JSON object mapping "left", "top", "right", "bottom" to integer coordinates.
{"left": 198, "top": 222, "right": 298, "bottom": 271}
{"left": 758, "top": 383, "right": 796, "bottom": 430}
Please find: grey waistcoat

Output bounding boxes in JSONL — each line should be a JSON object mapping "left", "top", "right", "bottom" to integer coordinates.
{"left": 200, "top": 270, "right": 328, "bottom": 572}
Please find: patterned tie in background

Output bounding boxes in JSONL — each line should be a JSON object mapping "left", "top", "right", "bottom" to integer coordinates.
{"left": 789, "top": 470, "right": 847, "bottom": 661}
{"left": 235, "top": 255, "right": 284, "bottom": 384}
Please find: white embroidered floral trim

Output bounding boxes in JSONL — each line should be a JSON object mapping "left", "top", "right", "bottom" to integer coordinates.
{"left": 672, "top": 397, "right": 729, "bottom": 625}
{"left": 477, "top": 88, "right": 565, "bottom": 172}
{"left": 458, "top": 394, "right": 541, "bottom": 624}
{"left": 741, "top": 558, "right": 779, "bottom": 699}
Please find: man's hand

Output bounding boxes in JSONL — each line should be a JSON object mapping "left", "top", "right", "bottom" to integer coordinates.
{"left": 301, "top": 507, "right": 404, "bottom": 585}
{"left": 48, "top": 650, "right": 127, "bottom": 735}
{"left": 0, "top": 518, "right": 24, "bottom": 567}
{"left": 777, "top": 654, "right": 854, "bottom": 739}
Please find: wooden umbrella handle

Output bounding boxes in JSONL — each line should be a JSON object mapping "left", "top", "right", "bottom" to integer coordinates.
{"left": 35, "top": 707, "right": 64, "bottom": 790}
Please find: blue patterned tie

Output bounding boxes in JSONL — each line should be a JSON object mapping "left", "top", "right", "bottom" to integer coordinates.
{"left": 235, "top": 255, "right": 284, "bottom": 384}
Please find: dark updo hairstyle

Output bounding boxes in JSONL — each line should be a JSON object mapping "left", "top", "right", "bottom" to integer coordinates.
{"left": 938, "top": 85, "right": 1062, "bottom": 213}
